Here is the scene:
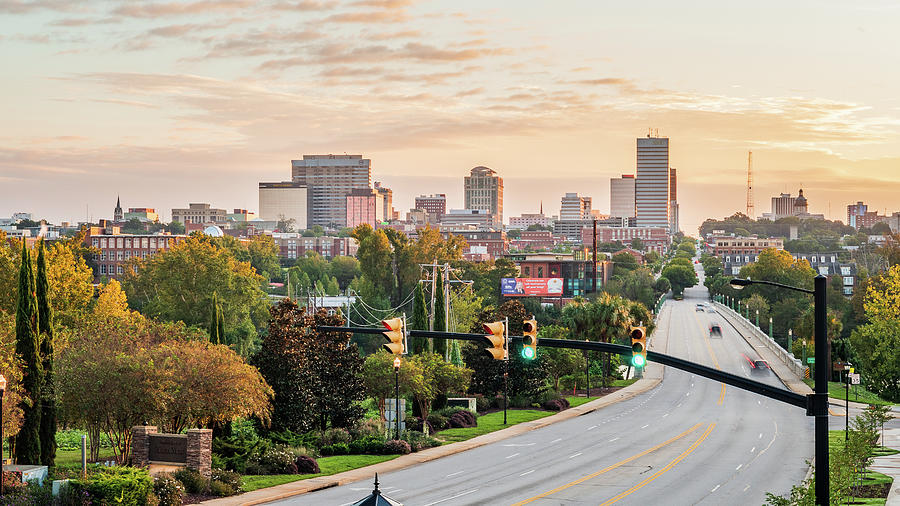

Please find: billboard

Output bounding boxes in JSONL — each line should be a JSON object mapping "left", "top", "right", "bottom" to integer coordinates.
{"left": 501, "top": 278, "right": 564, "bottom": 297}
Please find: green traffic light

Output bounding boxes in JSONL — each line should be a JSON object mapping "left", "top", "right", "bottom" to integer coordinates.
{"left": 632, "top": 355, "right": 646, "bottom": 367}
{"left": 522, "top": 347, "right": 535, "bottom": 360}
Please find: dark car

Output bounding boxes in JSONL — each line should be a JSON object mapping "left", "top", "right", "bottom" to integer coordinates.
{"left": 695, "top": 305, "right": 705, "bottom": 312}
{"left": 709, "top": 323, "right": 722, "bottom": 337}
{"left": 752, "top": 360, "right": 770, "bottom": 372}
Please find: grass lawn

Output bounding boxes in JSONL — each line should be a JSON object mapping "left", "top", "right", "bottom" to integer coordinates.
{"left": 565, "top": 396, "right": 600, "bottom": 408}
{"left": 242, "top": 454, "right": 400, "bottom": 492}
{"left": 55, "top": 448, "right": 117, "bottom": 466}
{"left": 612, "top": 378, "right": 638, "bottom": 388}
{"left": 804, "top": 379, "right": 894, "bottom": 406}
{"left": 437, "top": 409, "right": 554, "bottom": 444}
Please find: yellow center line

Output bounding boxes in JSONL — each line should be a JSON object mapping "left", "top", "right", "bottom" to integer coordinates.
{"left": 510, "top": 423, "right": 705, "bottom": 506}
{"left": 599, "top": 423, "right": 717, "bottom": 505}
{"left": 692, "top": 310, "right": 726, "bottom": 405}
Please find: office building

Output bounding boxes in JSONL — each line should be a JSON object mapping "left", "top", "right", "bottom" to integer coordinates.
{"left": 560, "top": 193, "right": 593, "bottom": 221}
{"left": 227, "top": 209, "right": 257, "bottom": 222}
{"left": 346, "top": 188, "right": 378, "bottom": 228}
{"left": 635, "top": 137, "right": 670, "bottom": 228}
{"left": 373, "top": 182, "right": 394, "bottom": 223}
{"left": 171, "top": 203, "right": 227, "bottom": 225}
{"left": 508, "top": 212, "right": 555, "bottom": 230}
{"left": 84, "top": 223, "right": 187, "bottom": 281}
{"left": 464, "top": 166, "right": 503, "bottom": 226}
{"left": 710, "top": 235, "right": 785, "bottom": 275}
{"left": 610, "top": 175, "right": 636, "bottom": 219}
{"left": 258, "top": 182, "right": 308, "bottom": 231}
{"left": 440, "top": 209, "right": 495, "bottom": 228}
{"left": 291, "top": 154, "right": 372, "bottom": 228}
{"left": 272, "top": 233, "right": 358, "bottom": 260}
{"left": 415, "top": 194, "right": 447, "bottom": 222}
{"left": 585, "top": 227, "right": 671, "bottom": 253}
{"left": 124, "top": 208, "right": 159, "bottom": 223}
{"left": 669, "top": 168, "right": 679, "bottom": 233}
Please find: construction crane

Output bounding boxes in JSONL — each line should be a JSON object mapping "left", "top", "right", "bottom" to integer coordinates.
{"left": 746, "top": 151, "right": 754, "bottom": 218}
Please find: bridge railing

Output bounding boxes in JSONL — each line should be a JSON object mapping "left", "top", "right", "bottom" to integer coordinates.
{"left": 712, "top": 302, "right": 806, "bottom": 379}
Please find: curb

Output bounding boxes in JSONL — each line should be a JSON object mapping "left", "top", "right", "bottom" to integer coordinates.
{"left": 202, "top": 373, "right": 664, "bottom": 506}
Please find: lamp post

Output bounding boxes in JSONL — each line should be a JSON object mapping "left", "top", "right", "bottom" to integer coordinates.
{"left": 731, "top": 275, "right": 828, "bottom": 505}
{"left": 755, "top": 309, "right": 759, "bottom": 328}
{"left": 788, "top": 329, "right": 793, "bottom": 357}
{"left": 802, "top": 338, "right": 807, "bottom": 370}
{"left": 769, "top": 317, "right": 773, "bottom": 340}
{"left": 393, "top": 357, "right": 401, "bottom": 440}
{"left": 0, "top": 374, "right": 5, "bottom": 497}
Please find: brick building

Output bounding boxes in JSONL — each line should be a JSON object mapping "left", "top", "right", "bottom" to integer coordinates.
{"left": 84, "top": 223, "right": 187, "bottom": 281}
{"left": 271, "top": 233, "right": 358, "bottom": 260}
{"left": 581, "top": 226, "right": 670, "bottom": 252}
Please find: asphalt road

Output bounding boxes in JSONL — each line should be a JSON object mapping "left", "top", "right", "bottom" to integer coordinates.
{"left": 277, "top": 269, "right": 814, "bottom": 505}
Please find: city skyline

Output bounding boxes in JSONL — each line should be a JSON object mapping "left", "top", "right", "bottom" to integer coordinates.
{"left": 4, "top": 2, "right": 900, "bottom": 233}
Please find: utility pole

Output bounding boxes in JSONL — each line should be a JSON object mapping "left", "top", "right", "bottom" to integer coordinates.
{"left": 444, "top": 263, "right": 451, "bottom": 360}
{"left": 592, "top": 218, "right": 598, "bottom": 293}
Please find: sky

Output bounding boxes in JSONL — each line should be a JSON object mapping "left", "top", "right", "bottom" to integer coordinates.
{"left": 2, "top": 0, "right": 900, "bottom": 234}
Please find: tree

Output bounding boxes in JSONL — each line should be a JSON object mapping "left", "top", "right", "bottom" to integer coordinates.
{"left": 654, "top": 277, "right": 671, "bottom": 295}
{"left": 246, "top": 235, "right": 281, "bottom": 281}
{"left": 253, "top": 301, "right": 366, "bottom": 432}
{"left": 407, "top": 352, "right": 472, "bottom": 421}
{"left": 209, "top": 291, "right": 222, "bottom": 344}
{"left": 351, "top": 225, "right": 394, "bottom": 303}
{"left": 630, "top": 238, "right": 644, "bottom": 251}
{"left": 14, "top": 242, "right": 42, "bottom": 464}
{"left": 611, "top": 252, "right": 639, "bottom": 275}
{"left": 276, "top": 214, "right": 296, "bottom": 233}
{"left": 660, "top": 264, "right": 698, "bottom": 296}
{"left": 36, "top": 241, "right": 56, "bottom": 466}
{"left": 744, "top": 293, "right": 770, "bottom": 325}
{"left": 164, "top": 221, "right": 185, "bottom": 234}
{"left": 410, "top": 283, "right": 428, "bottom": 354}
{"left": 539, "top": 325, "right": 585, "bottom": 391}
{"left": 330, "top": 256, "right": 361, "bottom": 289}
{"left": 361, "top": 351, "right": 424, "bottom": 419}
{"left": 0, "top": 315, "right": 25, "bottom": 443}
{"left": 433, "top": 272, "right": 447, "bottom": 358}
{"left": 863, "top": 264, "right": 900, "bottom": 323}
{"left": 325, "top": 276, "right": 340, "bottom": 296}
{"left": 122, "top": 235, "right": 269, "bottom": 338}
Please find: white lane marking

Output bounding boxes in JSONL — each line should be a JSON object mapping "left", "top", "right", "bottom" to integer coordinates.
{"left": 569, "top": 452, "right": 583, "bottom": 459}
{"left": 662, "top": 413, "right": 669, "bottom": 418}
{"left": 677, "top": 403, "right": 683, "bottom": 408}
{"left": 758, "top": 400, "right": 761, "bottom": 405}
{"left": 743, "top": 484, "right": 751, "bottom": 492}
{"left": 421, "top": 489, "right": 479, "bottom": 506}
{"left": 736, "top": 464, "right": 743, "bottom": 470}
{"left": 641, "top": 424, "right": 650, "bottom": 429}
{"left": 503, "top": 443, "right": 536, "bottom": 447}
{"left": 686, "top": 392, "right": 691, "bottom": 396}
{"left": 551, "top": 438, "right": 562, "bottom": 443}
{"left": 759, "top": 433, "right": 763, "bottom": 439}
{"left": 750, "top": 447, "right": 756, "bottom": 453}
{"left": 711, "top": 485, "right": 720, "bottom": 493}
{"left": 588, "top": 425, "right": 598, "bottom": 430}
{"left": 520, "top": 469, "right": 535, "bottom": 476}
{"left": 506, "top": 453, "right": 520, "bottom": 459}
{"left": 609, "top": 437, "right": 619, "bottom": 442}
{"left": 445, "top": 471, "right": 464, "bottom": 477}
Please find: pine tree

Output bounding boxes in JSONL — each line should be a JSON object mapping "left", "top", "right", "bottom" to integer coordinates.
{"left": 450, "top": 339, "right": 464, "bottom": 367}
{"left": 15, "top": 241, "right": 42, "bottom": 464}
{"left": 209, "top": 292, "right": 221, "bottom": 344}
{"left": 410, "top": 283, "right": 428, "bottom": 354}
{"left": 433, "top": 272, "right": 447, "bottom": 359}
{"left": 36, "top": 240, "right": 57, "bottom": 466}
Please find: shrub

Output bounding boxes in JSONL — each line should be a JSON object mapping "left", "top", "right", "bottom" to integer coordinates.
{"left": 319, "top": 444, "right": 334, "bottom": 456}
{"left": 383, "top": 440, "right": 411, "bottom": 455}
{"left": 542, "top": 399, "right": 564, "bottom": 411}
{"left": 173, "top": 468, "right": 208, "bottom": 495}
{"left": 331, "top": 442, "right": 350, "bottom": 455}
{"left": 475, "top": 396, "right": 490, "bottom": 413}
{"left": 320, "top": 427, "right": 351, "bottom": 447}
{"left": 211, "top": 469, "right": 242, "bottom": 494}
{"left": 70, "top": 466, "right": 153, "bottom": 506}
{"left": 208, "top": 480, "right": 234, "bottom": 497}
{"left": 431, "top": 393, "right": 448, "bottom": 411}
{"left": 153, "top": 473, "right": 185, "bottom": 506}
{"left": 447, "top": 410, "right": 477, "bottom": 428}
{"left": 509, "top": 394, "right": 534, "bottom": 409}
{"left": 295, "top": 456, "right": 320, "bottom": 474}
{"left": 401, "top": 430, "right": 441, "bottom": 452}
{"left": 427, "top": 414, "right": 449, "bottom": 431}
{"left": 348, "top": 439, "right": 367, "bottom": 455}
{"left": 246, "top": 444, "right": 301, "bottom": 474}
{"left": 350, "top": 418, "right": 385, "bottom": 440}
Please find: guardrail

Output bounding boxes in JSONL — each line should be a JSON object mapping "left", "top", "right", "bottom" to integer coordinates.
{"left": 712, "top": 302, "right": 806, "bottom": 379}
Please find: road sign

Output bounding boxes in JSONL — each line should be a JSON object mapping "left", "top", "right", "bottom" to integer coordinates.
{"left": 850, "top": 373, "right": 860, "bottom": 385}
{"left": 385, "top": 399, "right": 406, "bottom": 421}
{"left": 807, "top": 357, "right": 815, "bottom": 364}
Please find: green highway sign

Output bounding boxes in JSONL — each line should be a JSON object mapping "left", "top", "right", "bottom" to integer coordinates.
{"left": 807, "top": 357, "right": 815, "bottom": 364}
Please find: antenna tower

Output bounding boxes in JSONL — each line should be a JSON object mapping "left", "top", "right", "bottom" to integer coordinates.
{"left": 746, "top": 151, "right": 754, "bottom": 218}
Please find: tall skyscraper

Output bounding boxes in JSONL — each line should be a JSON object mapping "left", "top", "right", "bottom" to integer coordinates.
{"left": 635, "top": 137, "right": 670, "bottom": 228}
{"left": 464, "top": 166, "right": 503, "bottom": 226}
{"left": 291, "top": 154, "right": 372, "bottom": 228}
{"left": 560, "top": 193, "right": 593, "bottom": 220}
{"left": 610, "top": 175, "right": 636, "bottom": 219}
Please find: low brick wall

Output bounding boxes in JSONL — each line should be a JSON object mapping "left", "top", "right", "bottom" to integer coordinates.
{"left": 132, "top": 426, "right": 158, "bottom": 467}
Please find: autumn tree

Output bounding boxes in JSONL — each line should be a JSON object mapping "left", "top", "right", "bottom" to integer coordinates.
{"left": 850, "top": 265, "right": 900, "bottom": 401}
{"left": 407, "top": 352, "right": 472, "bottom": 420}
{"left": 0, "top": 315, "right": 26, "bottom": 450}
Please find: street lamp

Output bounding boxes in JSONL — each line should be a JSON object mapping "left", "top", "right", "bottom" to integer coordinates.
{"left": 731, "top": 275, "right": 828, "bottom": 505}
{"left": 755, "top": 309, "right": 759, "bottom": 328}
{"left": 769, "top": 317, "right": 773, "bottom": 339}
{"left": 0, "top": 374, "right": 5, "bottom": 497}
{"left": 788, "top": 329, "right": 793, "bottom": 357}
{"left": 392, "top": 357, "right": 401, "bottom": 440}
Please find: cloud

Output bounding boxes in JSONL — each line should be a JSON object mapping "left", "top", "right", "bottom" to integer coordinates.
{"left": 0, "top": 0, "right": 82, "bottom": 14}
{"left": 271, "top": 0, "right": 337, "bottom": 11}
{"left": 322, "top": 10, "right": 409, "bottom": 23}
{"left": 202, "top": 28, "right": 324, "bottom": 58}
{"left": 50, "top": 16, "right": 120, "bottom": 27}
{"left": 350, "top": 0, "right": 415, "bottom": 8}
{"left": 91, "top": 98, "right": 159, "bottom": 109}
{"left": 366, "top": 29, "right": 421, "bottom": 41}
{"left": 112, "top": 0, "right": 253, "bottom": 18}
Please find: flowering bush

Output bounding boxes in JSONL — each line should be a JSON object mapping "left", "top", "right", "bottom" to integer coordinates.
{"left": 383, "top": 440, "right": 411, "bottom": 455}
{"left": 153, "top": 473, "right": 185, "bottom": 506}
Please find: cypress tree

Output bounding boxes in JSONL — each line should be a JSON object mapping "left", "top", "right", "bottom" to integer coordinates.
{"left": 15, "top": 241, "right": 42, "bottom": 464}
{"left": 217, "top": 302, "right": 225, "bottom": 345}
{"left": 433, "top": 272, "right": 447, "bottom": 359}
{"left": 450, "top": 339, "right": 464, "bottom": 367}
{"left": 410, "top": 283, "right": 428, "bottom": 354}
{"left": 209, "top": 292, "right": 220, "bottom": 344}
{"left": 37, "top": 240, "right": 57, "bottom": 466}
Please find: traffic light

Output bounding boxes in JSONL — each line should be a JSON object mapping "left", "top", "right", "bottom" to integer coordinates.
{"left": 522, "top": 318, "right": 538, "bottom": 360}
{"left": 382, "top": 317, "right": 406, "bottom": 355}
{"left": 630, "top": 326, "right": 647, "bottom": 368}
{"left": 483, "top": 321, "right": 507, "bottom": 360}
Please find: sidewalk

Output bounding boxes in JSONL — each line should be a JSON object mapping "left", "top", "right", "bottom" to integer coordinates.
{"left": 202, "top": 305, "right": 674, "bottom": 506}
{"left": 871, "top": 427, "right": 900, "bottom": 505}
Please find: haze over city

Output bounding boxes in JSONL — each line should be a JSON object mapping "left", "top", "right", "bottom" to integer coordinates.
{"left": 3, "top": 1, "right": 900, "bottom": 232}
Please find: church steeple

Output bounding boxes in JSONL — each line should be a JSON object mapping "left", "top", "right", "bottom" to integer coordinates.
{"left": 114, "top": 195, "right": 124, "bottom": 222}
